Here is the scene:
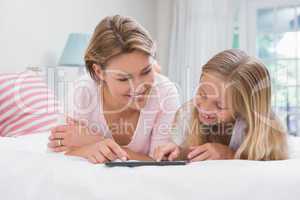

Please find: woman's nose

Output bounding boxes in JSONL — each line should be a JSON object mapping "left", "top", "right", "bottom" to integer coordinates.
{"left": 130, "top": 78, "right": 145, "bottom": 93}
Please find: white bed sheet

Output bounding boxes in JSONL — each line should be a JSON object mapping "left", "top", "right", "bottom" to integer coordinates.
{"left": 0, "top": 132, "right": 300, "bottom": 200}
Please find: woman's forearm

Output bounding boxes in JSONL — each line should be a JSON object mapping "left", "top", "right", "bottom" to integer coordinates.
{"left": 76, "top": 126, "right": 104, "bottom": 146}
{"left": 65, "top": 145, "right": 153, "bottom": 162}
{"left": 81, "top": 134, "right": 104, "bottom": 146}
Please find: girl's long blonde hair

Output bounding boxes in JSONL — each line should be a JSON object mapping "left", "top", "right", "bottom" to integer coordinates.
{"left": 183, "top": 49, "right": 288, "bottom": 160}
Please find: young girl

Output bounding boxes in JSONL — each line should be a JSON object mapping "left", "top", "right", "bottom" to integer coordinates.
{"left": 153, "top": 49, "right": 288, "bottom": 161}
{"left": 47, "top": 15, "right": 180, "bottom": 163}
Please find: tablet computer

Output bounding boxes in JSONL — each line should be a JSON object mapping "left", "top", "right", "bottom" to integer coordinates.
{"left": 105, "top": 160, "right": 188, "bottom": 167}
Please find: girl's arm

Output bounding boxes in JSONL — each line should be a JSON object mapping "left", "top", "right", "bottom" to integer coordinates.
{"left": 187, "top": 143, "right": 235, "bottom": 161}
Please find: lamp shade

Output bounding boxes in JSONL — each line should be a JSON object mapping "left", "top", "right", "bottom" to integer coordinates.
{"left": 58, "top": 33, "right": 90, "bottom": 66}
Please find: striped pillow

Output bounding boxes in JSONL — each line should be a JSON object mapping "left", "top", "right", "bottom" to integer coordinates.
{"left": 0, "top": 71, "right": 61, "bottom": 137}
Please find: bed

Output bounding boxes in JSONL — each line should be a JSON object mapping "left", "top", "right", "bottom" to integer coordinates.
{"left": 0, "top": 132, "right": 300, "bottom": 200}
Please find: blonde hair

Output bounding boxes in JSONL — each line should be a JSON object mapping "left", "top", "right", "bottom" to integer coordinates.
{"left": 84, "top": 15, "right": 156, "bottom": 82}
{"left": 183, "top": 49, "right": 288, "bottom": 160}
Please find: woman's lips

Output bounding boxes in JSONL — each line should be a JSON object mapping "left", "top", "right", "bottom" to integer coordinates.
{"left": 124, "top": 89, "right": 148, "bottom": 100}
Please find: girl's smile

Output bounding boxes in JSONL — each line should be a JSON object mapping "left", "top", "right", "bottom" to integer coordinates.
{"left": 198, "top": 112, "right": 217, "bottom": 125}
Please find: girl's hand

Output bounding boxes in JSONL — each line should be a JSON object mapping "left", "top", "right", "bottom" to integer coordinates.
{"left": 187, "top": 143, "right": 235, "bottom": 162}
{"left": 48, "top": 117, "right": 103, "bottom": 152}
{"left": 65, "top": 138, "right": 129, "bottom": 164}
{"left": 153, "top": 142, "right": 181, "bottom": 161}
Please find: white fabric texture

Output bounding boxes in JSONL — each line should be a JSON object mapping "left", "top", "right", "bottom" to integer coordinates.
{"left": 0, "top": 132, "right": 300, "bottom": 200}
{"left": 167, "top": 0, "right": 235, "bottom": 102}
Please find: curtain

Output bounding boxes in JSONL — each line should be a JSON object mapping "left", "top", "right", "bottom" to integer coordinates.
{"left": 167, "top": 0, "right": 236, "bottom": 103}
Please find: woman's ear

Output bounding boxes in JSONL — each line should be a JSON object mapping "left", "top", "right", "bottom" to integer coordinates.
{"left": 92, "top": 64, "right": 105, "bottom": 81}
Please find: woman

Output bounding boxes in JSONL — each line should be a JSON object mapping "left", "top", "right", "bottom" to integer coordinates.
{"left": 153, "top": 49, "right": 288, "bottom": 161}
{"left": 48, "top": 15, "right": 180, "bottom": 163}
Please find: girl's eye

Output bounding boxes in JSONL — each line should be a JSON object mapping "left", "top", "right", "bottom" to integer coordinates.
{"left": 199, "top": 93, "right": 207, "bottom": 100}
{"left": 216, "top": 104, "right": 227, "bottom": 110}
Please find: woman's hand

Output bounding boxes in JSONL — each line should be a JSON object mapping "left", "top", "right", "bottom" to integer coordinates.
{"left": 187, "top": 143, "right": 235, "bottom": 162}
{"left": 153, "top": 142, "right": 181, "bottom": 161}
{"left": 48, "top": 117, "right": 103, "bottom": 152}
{"left": 65, "top": 138, "right": 129, "bottom": 164}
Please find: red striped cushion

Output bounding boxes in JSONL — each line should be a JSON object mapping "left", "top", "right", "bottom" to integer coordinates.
{"left": 0, "top": 71, "right": 61, "bottom": 137}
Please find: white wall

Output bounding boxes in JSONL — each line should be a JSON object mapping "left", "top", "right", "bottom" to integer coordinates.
{"left": 0, "top": 0, "right": 158, "bottom": 73}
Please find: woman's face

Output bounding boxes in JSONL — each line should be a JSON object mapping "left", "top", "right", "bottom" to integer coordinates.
{"left": 94, "top": 50, "right": 155, "bottom": 111}
{"left": 194, "top": 72, "right": 235, "bottom": 125}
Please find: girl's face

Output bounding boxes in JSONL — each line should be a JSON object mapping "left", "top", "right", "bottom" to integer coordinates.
{"left": 194, "top": 72, "right": 235, "bottom": 125}
{"left": 94, "top": 50, "right": 155, "bottom": 111}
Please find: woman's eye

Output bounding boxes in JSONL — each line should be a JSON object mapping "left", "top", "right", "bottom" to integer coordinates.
{"left": 142, "top": 68, "right": 152, "bottom": 75}
{"left": 117, "top": 78, "right": 129, "bottom": 82}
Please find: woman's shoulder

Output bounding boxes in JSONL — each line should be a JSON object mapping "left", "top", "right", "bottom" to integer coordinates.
{"left": 153, "top": 73, "right": 178, "bottom": 94}
{"left": 147, "top": 73, "right": 181, "bottom": 112}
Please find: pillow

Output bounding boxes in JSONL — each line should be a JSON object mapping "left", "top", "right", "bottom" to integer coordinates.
{"left": 0, "top": 71, "right": 61, "bottom": 137}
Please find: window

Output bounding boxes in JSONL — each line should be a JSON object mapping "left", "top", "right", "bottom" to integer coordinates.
{"left": 256, "top": 5, "right": 300, "bottom": 135}
{"left": 234, "top": 1, "right": 300, "bottom": 135}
